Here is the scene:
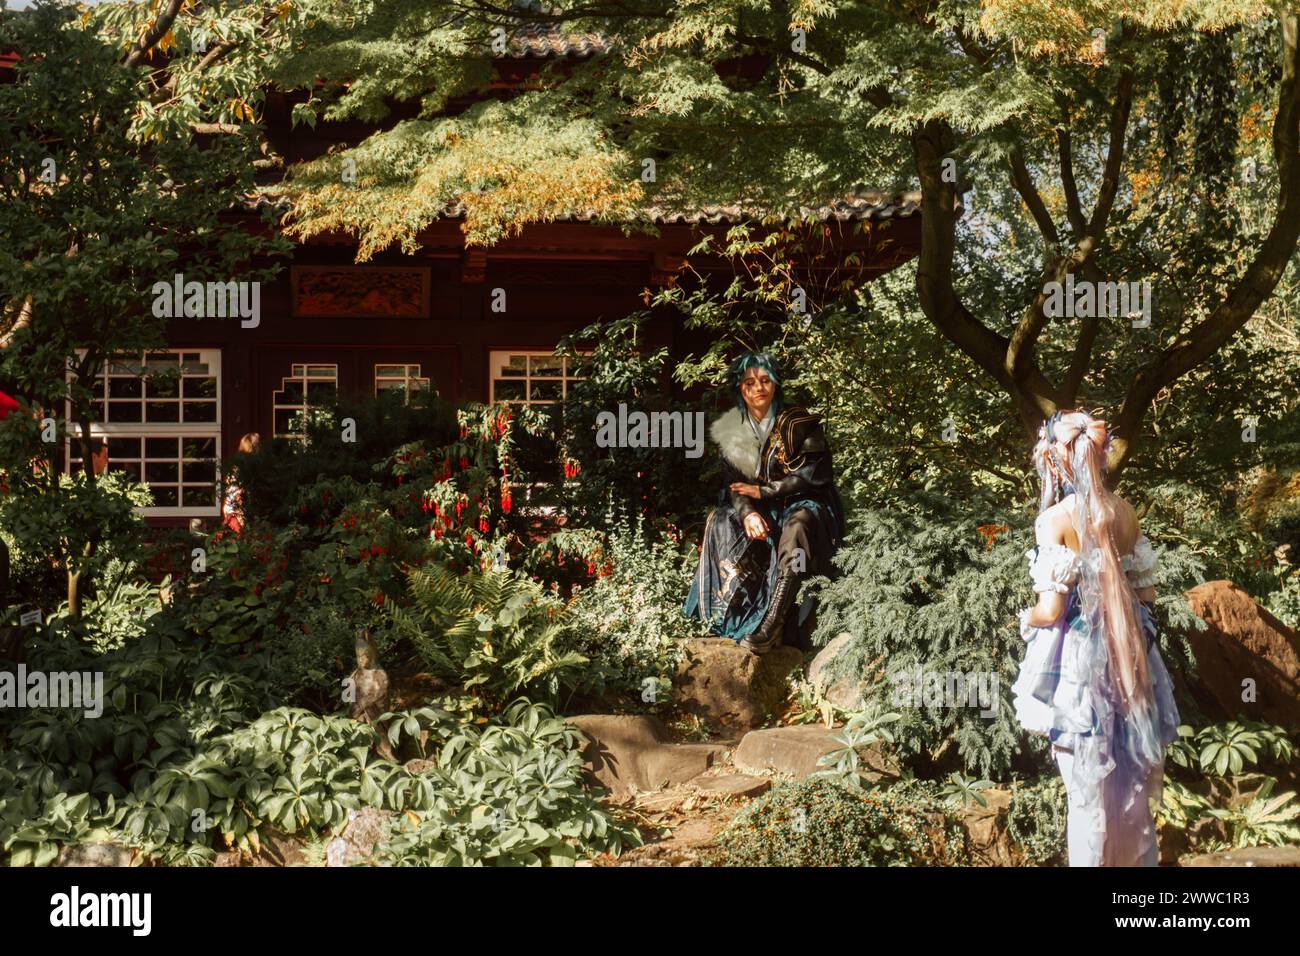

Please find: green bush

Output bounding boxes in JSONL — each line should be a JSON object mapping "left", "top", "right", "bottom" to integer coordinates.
{"left": 808, "top": 492, "right": 1207, "bottom": 779}
{"left": 1005, "top": 776, "right": 1068, "bottom": 866}
{"left": 0, "top": 621, "right": 633, "bottom": 866}
{"left": 372, "top": 699, "right": 640, "bottom": 866}
{"left": 562, "top": 509, "right": 710, "bottom": 701}
{"left": 387, "top": 562, "right": 587, "bottom": 711}
{"left": 717, "top": 776, "right": 967, "bottom": 867}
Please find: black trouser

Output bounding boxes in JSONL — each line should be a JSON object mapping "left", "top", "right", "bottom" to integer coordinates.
{"left": 776, "top": 507, "right": 816, "bottom": 576}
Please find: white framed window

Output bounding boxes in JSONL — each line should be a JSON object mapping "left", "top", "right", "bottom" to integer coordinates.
{"left": 67, "top": 349, "right": 222, "bottom": 517}
{"left": 488, "top": 350, "right": 584, "bottom": 405}
{"left": 374, "top": 364, "right": 429, "bottom": 401}
{"left": 273, "top": 363, "right": 338, "bottom": 439}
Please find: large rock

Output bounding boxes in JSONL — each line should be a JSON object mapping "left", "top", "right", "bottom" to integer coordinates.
{"left": 807, "top": 633, "right": 868, "bottom": 710}
{"left": 326, "top": 807, "right": 394, "bottom": 867}
{"left": 672, "top": 638, "right": 803, "bottom": 729}
{"left": 733, "top": 724, "right": 895, "bottom": 781}
{"left": 961, "top": 789, "right": 1017, "bottom": 866}
{"left": 567, "top": 714, "right": 728, "bottom": 798}
{"left": 1182, "top": 845, "right": 1300, "bottom": 867}
{"left": 56, "top": 843, "right": 133, "bottom": 867}
{"left": 1183, "top": 580, "right": 1300, "bottom": 729}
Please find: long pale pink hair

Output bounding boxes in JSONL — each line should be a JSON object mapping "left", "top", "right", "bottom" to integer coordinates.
{"left": 1033, "top": 410, "right": 1153, "bottom": 718}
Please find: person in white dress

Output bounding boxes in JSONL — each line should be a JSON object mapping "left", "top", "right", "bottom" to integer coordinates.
{"left": 1012, "top": 410, "right": 1180, "bottom": 866}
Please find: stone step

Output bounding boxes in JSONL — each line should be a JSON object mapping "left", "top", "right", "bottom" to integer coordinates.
{"left": 733, "top": 724, "right": 895, "bottom": 781}
{"left": 567, "top": 714, "right": 729, "bottom": 798}
{"left": 689, "top": 773, "right": 771, "bottom": 799}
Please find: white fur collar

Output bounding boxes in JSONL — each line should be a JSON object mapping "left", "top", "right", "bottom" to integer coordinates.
{"left": 710, "top": 409, "right": 762, "bottom": 479}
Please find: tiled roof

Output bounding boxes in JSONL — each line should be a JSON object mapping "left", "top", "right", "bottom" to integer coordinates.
{"left": 243, "top": 190, "right": 922, "bottom": 226}
{"left": 643, "top": 192, "right": 922, "bottom": 225}
{"left": 507, "top": 21, "right": 611, "bottom": 58}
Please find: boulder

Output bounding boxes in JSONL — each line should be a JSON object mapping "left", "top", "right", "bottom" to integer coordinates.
{"left": 1182, "top": 845, "right": 1300, "bottom": 867}
{"left": 567, "top": 714, "right": 728, "bottom": 798}
{"left": 56, "top": 843, "right": 133, "bottom": 867}
{"left": 960, "top": 789, "right": 1017, "bottom": 866}
{"left": 807, "top": 633, "right": 867, "bottom": 710}
{"left": 1183, "top": 581, "right": 1300, "bottom": 729}
{"left": 689, "top": 773, "right": 772, "bottom": 800}
{"left": 733, "top": 724, "right": 895, "bottom": 781}
{"left": 672, "top": 638, "right": 803, "bottom": 729}
{"left": 326, "top": 807, "right": 394, "bottom": 868}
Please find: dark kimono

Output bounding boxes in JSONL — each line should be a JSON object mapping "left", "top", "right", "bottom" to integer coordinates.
{"left": 682, "top": 404, "right": 844, "bottom": 643}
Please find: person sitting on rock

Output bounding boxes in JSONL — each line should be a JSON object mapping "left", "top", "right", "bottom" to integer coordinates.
{"left": 683, "top": 351, "right": 844, "bottom": 654}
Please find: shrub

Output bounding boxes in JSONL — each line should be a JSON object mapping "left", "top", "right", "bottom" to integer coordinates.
{"left": 1005, "top": 776, "right": 1068, "bottom": 866}
{"left": 808, "top": 492, "right": 1206, "bottom": 779}
{"left": 387, "top": 562, "right": 586, "bottom": 711}
{"left": 562, "top": 509, "right": 710, "bottom": 700}
{"left": 717, "top": 776, "right": 967, "bottom": 867}
{"left": 0, "top": 621, "right": 633, "bottom": 866}
{"left": 372, "top": 700, "right": 640, "bottom": 866}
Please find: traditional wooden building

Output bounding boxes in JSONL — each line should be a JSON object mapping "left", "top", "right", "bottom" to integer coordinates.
{"left": 6, "top": 29, "right": 924, "bottom": 523}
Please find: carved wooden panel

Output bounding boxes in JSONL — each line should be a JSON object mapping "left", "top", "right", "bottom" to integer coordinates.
{"left": 291, "top": 266, "right": 430, "bottom": 318}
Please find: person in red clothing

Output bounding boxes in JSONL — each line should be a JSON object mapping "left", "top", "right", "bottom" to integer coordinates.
{"left": 221, "top": 432, "right": 261, "bottom": 534}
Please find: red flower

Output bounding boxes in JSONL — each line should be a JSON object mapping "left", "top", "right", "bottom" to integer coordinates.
{"left": 501, "top": 488, "right": 512, "bottom": 514}
{"left": 586, "top": 561, "right": 596, "bottom": 575}
{"left": 478, "top": 516, "right": 489, "bottom": 533}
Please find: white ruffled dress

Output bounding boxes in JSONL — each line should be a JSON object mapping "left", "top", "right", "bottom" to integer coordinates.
{"left": 1011, "top": 529, "right": 1181, "bottom": 866}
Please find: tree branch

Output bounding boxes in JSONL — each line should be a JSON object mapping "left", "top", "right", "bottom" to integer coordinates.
{"left": 1111, "top": 11, "right": 1300, "bottom": 473}
{"left": 1057, "top": 128, "right": 1087, "bottom": 235}
{"left": 1007, "top": 145, "right": 1059, "bottom": 245}
{"left": 122, "top": 0, "right": 186, "bottom": 70}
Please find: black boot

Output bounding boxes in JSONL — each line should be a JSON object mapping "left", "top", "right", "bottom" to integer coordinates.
{"left": 741, "top": 572, "right": 800, "bottom": 655}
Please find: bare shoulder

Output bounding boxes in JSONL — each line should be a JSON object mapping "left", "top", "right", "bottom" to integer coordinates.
{"left": 1113, "top": 494, "right": 1141, "bottom": 543}
{"left": 1034, "top": 498, "right": 1073, "bottom": 545}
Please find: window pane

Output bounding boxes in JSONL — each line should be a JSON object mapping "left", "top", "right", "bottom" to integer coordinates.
{"left": 108, "top": 378, "right": 142, "bottom": 399}
{"left": 375, "top": 365, "right": 404, "bottom": 377}
{"left": 530, "top": 380, "right": 562, "bottom": 402}
{"left": 531, "top": 355, "right": 563, "bottom": 376}
{"left": 306, "top": 380, "right": 336, "bottom": 402}
{"left": 183, "top": 377, "right": 217, "bottom": 399}
{"left": 184, "top": 460, "right": 216, "bottom": 484}
{"left": 183, "top": 401, "right": 217, "bottom": 423}
{"left": 493, "top": 379, "right": 526, "bottom": 401}
{"left": 108, "top": 401, "right": 142, "bottom": 423}
{"left": 182, "top": 485, "right": 216, "bottom": 508}
{"left": 499, "top": 355, "right": 527, "bottom": 376}
{"left": 151, "top": 486, "right": 178, "bottom": 507}
{"left": 307, "top": 365, "right": 335, "bottom": 377}
{"left": 108, "top": 437, "right": 142, "bottom": 458}
{"left": 146, "top": 377, "right": 180, "bottom": 399}
{"left": 146, "top": 401, "right": 179, "bottom": 423}
{"left": 277, "top": 381, "right": 304, "bottom": 404}
{"left": 274, "top": 408, "right": 294, "bottom": 435}
{"left": 145, "top": 437, "right": 178, "bottom": 459}
{"left": 110, "top": 462, "right": 141, "bottom": 481}
{"left": 183, "top": 437, "right": 216, "bottom": 459}
{"left": 145, "top": 461, "right": 179, "bottom": 484}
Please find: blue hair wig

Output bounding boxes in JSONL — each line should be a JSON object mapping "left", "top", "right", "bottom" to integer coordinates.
{"left": 728, "top": 352, "right": 784, "bottom": 413}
